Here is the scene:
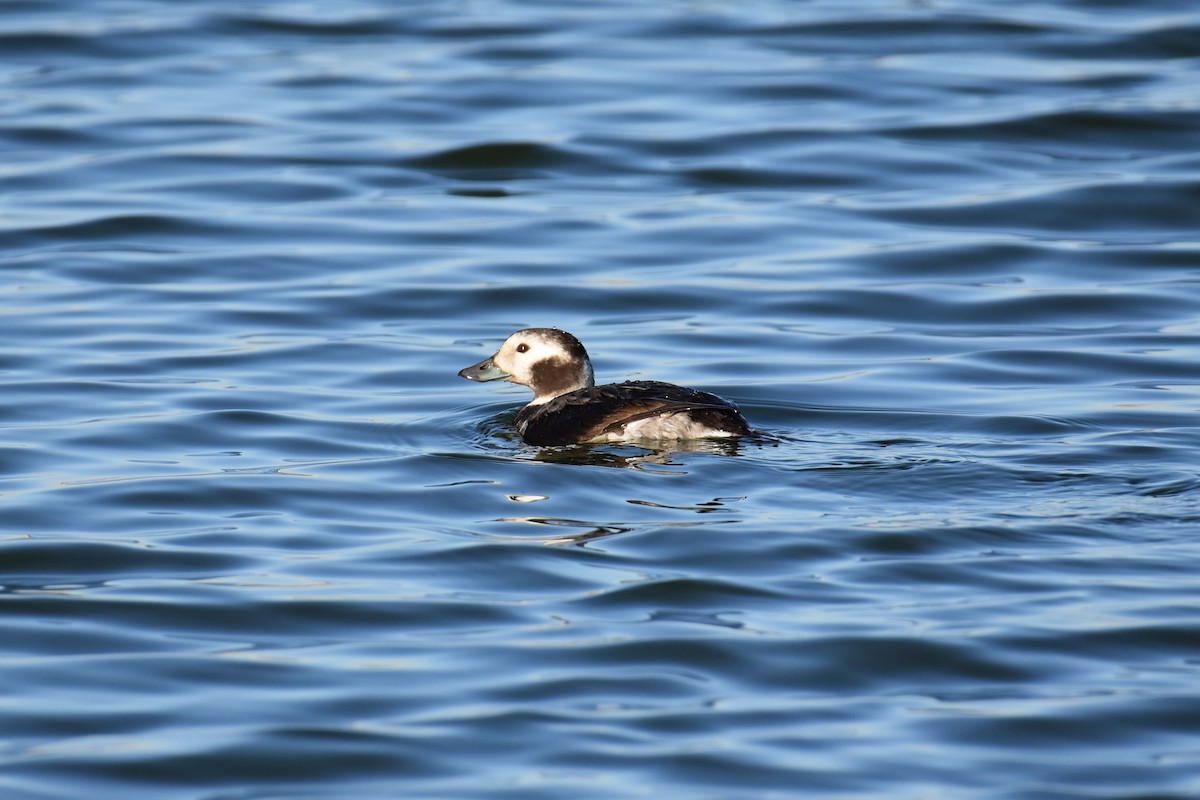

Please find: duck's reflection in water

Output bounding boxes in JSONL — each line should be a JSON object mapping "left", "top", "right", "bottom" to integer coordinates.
{"left": 476, "top": 437, "right": 767, "bottom": 545}
{"left": 498, "top": 489, "right": 747, "bottom": 547}
{"left": 500, "top": 509, "right": 743, "bottom": 546}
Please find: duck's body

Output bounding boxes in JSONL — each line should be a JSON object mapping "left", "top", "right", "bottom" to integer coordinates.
{"left": 458, "top": 328, "right": 751, "bottom": 446}
{"left": 514, "top": 379, "right": 750, "bottom": 446}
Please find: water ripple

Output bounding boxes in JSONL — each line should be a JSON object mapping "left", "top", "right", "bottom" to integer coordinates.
{"left": 4, "top": 1, "right": 1200, "bottom": 798}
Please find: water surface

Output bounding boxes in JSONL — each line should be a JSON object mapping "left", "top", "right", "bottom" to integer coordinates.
{"left": 2, "top": 1, "right": 1200, "bottom": 798}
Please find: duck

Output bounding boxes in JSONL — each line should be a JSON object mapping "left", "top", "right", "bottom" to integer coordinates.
{"left": 458, "top": 328, "right": 752, "bottom": 446}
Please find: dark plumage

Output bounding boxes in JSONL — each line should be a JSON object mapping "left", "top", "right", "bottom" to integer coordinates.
{"left": 515, "top": 380, "right": 752, "bottom": 446}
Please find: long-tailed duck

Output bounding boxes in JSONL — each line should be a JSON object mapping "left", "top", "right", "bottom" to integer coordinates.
{"left": 458, "top": 328, "right": 752, "bottom": 446}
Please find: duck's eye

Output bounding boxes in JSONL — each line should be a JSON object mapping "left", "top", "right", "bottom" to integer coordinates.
{"left": 516, "top": 343, "right": 529, "bottom": 353}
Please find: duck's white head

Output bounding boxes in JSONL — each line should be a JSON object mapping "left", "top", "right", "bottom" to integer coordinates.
{"left": 458, "top": 328, "right": 595, "bottom": 405}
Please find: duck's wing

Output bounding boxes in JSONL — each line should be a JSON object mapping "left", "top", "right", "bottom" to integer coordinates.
{"left": 593, "top": 382, "right": 751, "bottom": 439}
{"left": 517, "top": 381, "right": 749, "bottom": 445}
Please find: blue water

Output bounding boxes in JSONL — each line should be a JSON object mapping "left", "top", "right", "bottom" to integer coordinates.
{"left": 3, "top": 1, "right": 1200, "bottom": 798}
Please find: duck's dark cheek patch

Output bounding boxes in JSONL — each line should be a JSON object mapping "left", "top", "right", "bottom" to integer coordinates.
{"left": 530, "top": 357, "right": 577, "bottom": 396}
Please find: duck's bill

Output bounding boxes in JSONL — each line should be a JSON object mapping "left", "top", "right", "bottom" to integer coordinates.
{"left": 458, "top": 356, "right": 511, "bottom": 382}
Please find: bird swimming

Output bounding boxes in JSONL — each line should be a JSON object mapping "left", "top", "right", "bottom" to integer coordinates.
{"left": 458, "top": 328, "right": 752, "bottom": 446}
